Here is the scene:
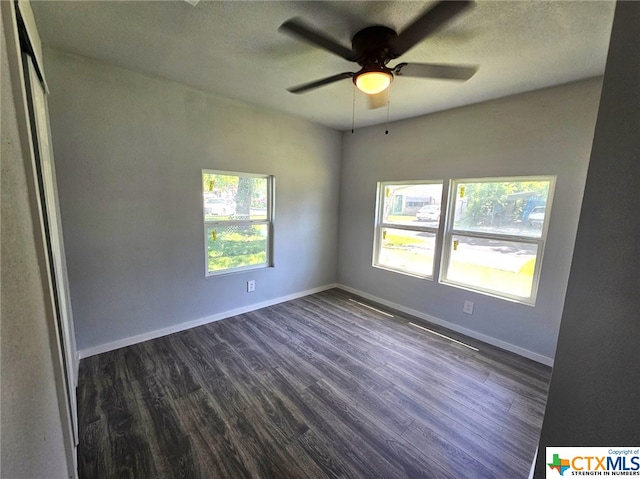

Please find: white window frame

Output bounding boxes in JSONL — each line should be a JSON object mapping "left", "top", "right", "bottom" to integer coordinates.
{"left": 440, "top": 175, "right": 556, "bottom": 305}
{"left": 202, "top": 169, "right": 274, "bottom": 277}
{"left": 373, "top": 180, "right": 444, "bottom": 279}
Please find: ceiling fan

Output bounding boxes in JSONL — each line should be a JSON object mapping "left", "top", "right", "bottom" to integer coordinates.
{"left": 279, "top": 0, "right": 478, "bottom": 108}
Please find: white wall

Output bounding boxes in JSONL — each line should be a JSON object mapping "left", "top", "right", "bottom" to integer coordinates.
{"left": 1, "top": 3, "right": 71, "bottom": 477}
{"left": 338, "top": 78, "right": 603, "bottom": 363}
{"left": 43, "top": 49, "right": 342, "bottom": 353}
{"left": 43, "top": 37, "right": 603, "bottom": 366}
{"left": 536, "top": 3, "right": 640, "bottom": 473}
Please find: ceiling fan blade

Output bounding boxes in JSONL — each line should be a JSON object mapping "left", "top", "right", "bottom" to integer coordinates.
{"left": 390, "top": 0, "right": 475, "bottom": 57}
{"left": 367, "top": 91, "right": 389, "bottom": 110}
{"left": 394, "top": 62, "right": 478, "bottom": 81}
{"left": 287, "top": 72, "right": 355, "bottom": 94}
{"left": 280, "top": 19, "right": 358, "bottom": 62}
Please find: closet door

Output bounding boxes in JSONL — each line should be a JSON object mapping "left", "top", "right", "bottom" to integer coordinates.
{"left": 23, "top": 52, "right": 79, "bottom": 444}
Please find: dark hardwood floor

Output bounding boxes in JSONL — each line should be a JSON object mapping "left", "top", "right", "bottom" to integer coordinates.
{"left": 77, "top": 288, "right": 551, "bottom": 479}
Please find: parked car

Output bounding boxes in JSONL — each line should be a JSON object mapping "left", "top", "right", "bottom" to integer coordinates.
{"left": 205, "top": 198, "right": 236, "bottom": 216}
{"left": 528, "top": 206, "right": 546, "bottom": 227}
{"left": 416, "top": 204, "right": 441, "bottom": 222}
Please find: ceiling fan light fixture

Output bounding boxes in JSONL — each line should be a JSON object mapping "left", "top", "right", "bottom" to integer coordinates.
{"left": 355, "top": 71, "right": 393, "bottom": 95}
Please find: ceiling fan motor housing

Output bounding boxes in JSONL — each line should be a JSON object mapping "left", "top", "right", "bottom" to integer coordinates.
{"left": 351, "top": 26, "right": 398, "bottom": 66}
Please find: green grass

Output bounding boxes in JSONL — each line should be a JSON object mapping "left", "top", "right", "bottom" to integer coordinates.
{"left": 379, "top": 234, "right": 434, "bottom": 276}
{"left": 384, "top": 232, "right": 426, "bottom": 246}
{"left": 387, "top": 214, "right": 416, "bottom": 223}
{"left": 446, "top": 261, "right": 533, "bottom": 297}
{"left": 381, "top": 237, "right": 535, "bottom": 298}
{"left": 207, "top": 228, "right": 267, "bottom": 272}
{"left": 208, "top": 252, "right": 266, "bottom": 272}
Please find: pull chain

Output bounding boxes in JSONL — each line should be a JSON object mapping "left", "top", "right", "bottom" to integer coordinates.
{"left": 385, "top": 86, "right": 391, "bottom": 135}
{"left": 351, "top": 84, "right": 356, "bottom": 134}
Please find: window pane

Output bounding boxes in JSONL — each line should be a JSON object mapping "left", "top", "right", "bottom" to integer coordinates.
{"left": 378, "top": 228, "right": 436, "bottom": 277}
{"left": 203, "top": 173, "right": 268, "bottom": 221}
{"left": 445, "top": 235, "right": 539, "bottom": 299}
{"left": 206, "top": 224, "right": 268, "bottom": 274}
{"left": 453, "top": 180, "right": 550, "bottom": 238}
{"left": 382, "top": 183, "right": 443, "bottom": 227}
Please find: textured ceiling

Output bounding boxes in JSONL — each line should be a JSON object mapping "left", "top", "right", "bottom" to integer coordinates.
{"left": 31, "top": 1, "right": 615, "bottom": 131}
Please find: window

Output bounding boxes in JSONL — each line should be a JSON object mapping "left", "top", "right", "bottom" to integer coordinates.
{"left": 372, "top": 176, "right": 555, "bottom": 305}
{"left": 202, "top": 170, "right": 273, "bottom": 276}
{"left": 441, "top": 177, "right": 555, "bottom": 304}
{"left": 373, "top": 181, "right": 444, "bottom": 278}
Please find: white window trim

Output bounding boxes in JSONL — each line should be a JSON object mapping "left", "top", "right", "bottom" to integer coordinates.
{"left": 202, "top": 169, "right": 274, "bottom": 277}
{"left": 373, "top": 180, "right": 444, "bottom": 279}
{"left": 439, "top": 175, "right": 556, "bottom": 305}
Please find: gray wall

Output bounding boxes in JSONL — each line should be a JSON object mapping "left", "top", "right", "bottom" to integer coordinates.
{"left": 535, "top": 2, "right": 640, "bottom": 474}
{"left": 44, "top": 49, "right": 342, "bottom": 352}
{"left": 1, "top": 4, "right": 71, "bottom": 477}
{"left": 338, "top": 78, "right": 603, "bottom": 362}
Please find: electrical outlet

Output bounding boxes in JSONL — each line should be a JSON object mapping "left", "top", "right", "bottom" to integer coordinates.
{"left": 463, "top": 300, "right": 474, "bottom": 315}
{"left": 247, "top": 280, "right": 255, "bottom": 293}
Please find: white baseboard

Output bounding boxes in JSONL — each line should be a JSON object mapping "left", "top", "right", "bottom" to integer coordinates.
{"left": 336, "top": 283, "right": 554, "bottom": 367}
{"left": 77, "top": 283, "right": 338, "bottom": 359}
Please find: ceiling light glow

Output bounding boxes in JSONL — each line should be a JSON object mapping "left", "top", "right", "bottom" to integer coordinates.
{"left": 355, "top": 71, "right": 392, "bottom": 94}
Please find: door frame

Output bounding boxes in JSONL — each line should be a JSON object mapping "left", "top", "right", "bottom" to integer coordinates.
{"left": 6, "top": 1, "right": 79, "bottom": 476}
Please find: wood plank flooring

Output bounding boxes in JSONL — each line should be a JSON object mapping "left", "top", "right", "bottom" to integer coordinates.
{"left": 77, "top": 288, "right": 551, "bottom": 479}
